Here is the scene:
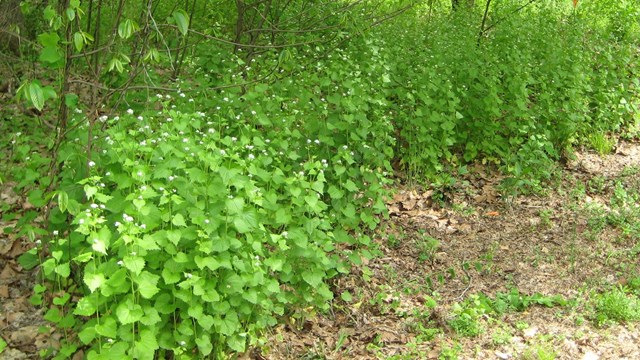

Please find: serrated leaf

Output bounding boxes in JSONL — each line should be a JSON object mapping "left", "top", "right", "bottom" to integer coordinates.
{"left": 301, "top": 269, "right": 324, "bottom": 287}
{"left": 123, "top": 256, "right": 145, "bottom": 275}
{"left": 225, "top": 197, "right": 244, "bottom": 215}
{"left": 136, "top": 271, "right": 159, "bottom": 299}
{"left": 172, "top": 10, "right": 189, "bottom": 36}
{"left": 84, "top": 185, "right": 98, "bottom": 199}
{"left": 172, "top": 213, "right": 186, "bottom": 227}
{"left": 132, "top": 329, "right": 158, "bottom": 360}
{"left": 116, "top": 298, "right": 143, "bottom": 324}
{"left": 227, "top": 334, "right": 246, "bottom": 353}
{"left": 84, "top": 272, "right": 106, "bottom": 292}
{"left": 95, "top": 316, "right": 117, "bottom": 338}
{"left": 55, "top": 262, "right": 70, "bottom": 278}
{"left": 140, "top": 306, "right": 161, "bottom": 326}
{"left": 233, "top": 209, "right": 257, "bottom": 233}
{"left": 214, "top": 311, "right": 239, "bottom": 336}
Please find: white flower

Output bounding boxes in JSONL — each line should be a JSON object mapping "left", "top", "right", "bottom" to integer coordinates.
{"left": 180, "top": 341, "right": 186, "bottom": 346}
{"left": 88, "top": 161, "right": 96, "bottom": 167}
{"left": 179, "top": 93, "right": 186, "bottom": 98}
{"left": 282, "top": 231, "right": 288, "bottom": 238}
{"left": 53, "top": 230, "right": 59, "bottom": 236}
{"left": 127, "top": 109, "right": 134, "bottom": 115}
{"left": 90, "top": 203, "right": 98, "bottom": 209}
{"left": 248, "top": 154, "right": 255, "bottom": 160}
{"left": 115, "top": 221, "right": 121, "bottom": 227}
{"left": 137, "top": 171, "right": 143, "bottom": 177}
{"left": 78, "top": 219, "right": 85, "bottom": 224}
{"left": 117, "top": 260, "right": 124, "bottom": 266}
{"left": 137, "top": 116, "right": 143, "bottom": 121}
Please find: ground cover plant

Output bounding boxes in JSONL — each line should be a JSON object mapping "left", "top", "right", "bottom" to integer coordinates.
{"left": 1, "top": 0, "right": 640, "bottom": 359}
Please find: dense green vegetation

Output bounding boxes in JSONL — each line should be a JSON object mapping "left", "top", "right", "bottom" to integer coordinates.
{"left": 1, "top": 0, "right": 639, "bottom": 358}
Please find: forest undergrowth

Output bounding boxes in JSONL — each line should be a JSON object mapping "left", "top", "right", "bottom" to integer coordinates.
{"left": 0, "top": 0, "right": 639, "bottom": 359}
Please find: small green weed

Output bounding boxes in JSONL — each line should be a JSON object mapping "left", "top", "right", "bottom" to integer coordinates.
{"left": 448, "top": 295, "right": 485, "bottom": 337}
{"left": 522, "top": 342, "right": 557, "bottom": 360}
{"left": 589, "top": 132, "right": 616, "bottom": 155}
{"left": 417, "top": 232, "right": 440, "bottom": 263}
{"left": 593, "top": 287, "right": 640, "bottom": 326}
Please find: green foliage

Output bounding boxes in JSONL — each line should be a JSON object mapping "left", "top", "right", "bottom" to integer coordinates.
{"left": 592, "top": 288, "right": 640, "bottom": 326}
{"left": 39, "top": 64, "right": 392, "bottom": 355}
{"left": 380, "top": 0, "right": 639, "bottom": 191}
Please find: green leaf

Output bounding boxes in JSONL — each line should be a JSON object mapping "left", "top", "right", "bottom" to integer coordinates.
{"left": 78, "top": 325, "right": 96, "bottom": 345}
{"left": 341, "top": 291, "right": 353, "bottom": 302}
{"left": 136, "top": 271, "right": 160, "bottom": 299}
{"left": 172, "top": 10, "right": 189, "bottom": 36}
{"left": 74, "top": 296, "right": 97, "bottom": 316}
{"left": 39, "top": 46, "right": 63, "bottom": 64}
{"left": 66, "top": 8, "right": 75, "bottom": 21}
{"left": 27, "top": 82, "right": 45, "bottom": 111}
{"left": 53, "top": 292, "right": 71, "bottom": 305}
{"left": 214, "top": 311, "right": 239, "bottom": 336}
{"left": 84, "top": 272, "right": 106, "bottom": 293}
{"left": 226, "top": 197, "right": 244, "bottom": 215}
{"left": 18, "top": 248, "right": 39, "bottom": 270}
{"left": 233, "top": 209, "right": 257, "bottom": 233}
{"left": 227, "top": 334, "right": 246, "bottom": 353}
{"left": 198, "top": 314, "right": 215, "bottom": 331}
{"left": 140, "top": 306, "right": 161, "bottom": 326}
{"left": 55, "top": 262, "right": 70, "bottom": 278}
{"left": 57, "top": 191, "right": 69, "bottom": 213}
{"left": 194, "top": 255, "right": 221, "bottom": 270}
{"left": 172, "top": 213, "right": 187, "bottom": 227}
{"left": 84, "top": 185, "right": 98, "bottom": 199}
{"left": 123, "top": 256, "right": 145, "bottom": 275}
{"left": 116, "top": 298, "right": 143, "bottom": 324}
{"left": 161, "top": 266, "right": 180, "bottom": 284}
{"left": 38, "top": 32, "right": 60, "bottom": 48}
{"left": 302, "top": 269, "right": 324, "bottom": 287}
{"left": 95, "top": 316, "right": 117, "bottom": 338}
{"left": 132, "top": 329, "right": 159, "bottom": 360}
{"left": 73, "top": 32, "right": 84, "bottom": 51}
{"left": 196, "top": 334, "right": 213, "bottom": 356}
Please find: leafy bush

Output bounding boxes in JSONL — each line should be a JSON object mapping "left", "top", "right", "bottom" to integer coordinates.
{"left": 30, "top": 81, "right": 392, "bottom": 357}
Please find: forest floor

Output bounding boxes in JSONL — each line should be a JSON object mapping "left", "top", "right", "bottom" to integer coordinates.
{"left": 1, "top": 140, "right": 640, "bottom": 360}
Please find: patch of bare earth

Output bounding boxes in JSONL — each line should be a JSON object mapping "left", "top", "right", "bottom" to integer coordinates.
{"left": 263, "top": 140, "right": 640, "bottom": 360}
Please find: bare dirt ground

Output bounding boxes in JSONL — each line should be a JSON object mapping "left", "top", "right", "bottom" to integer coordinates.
{"left": 1, "top": 141, "right": 639, "bottom": 359}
